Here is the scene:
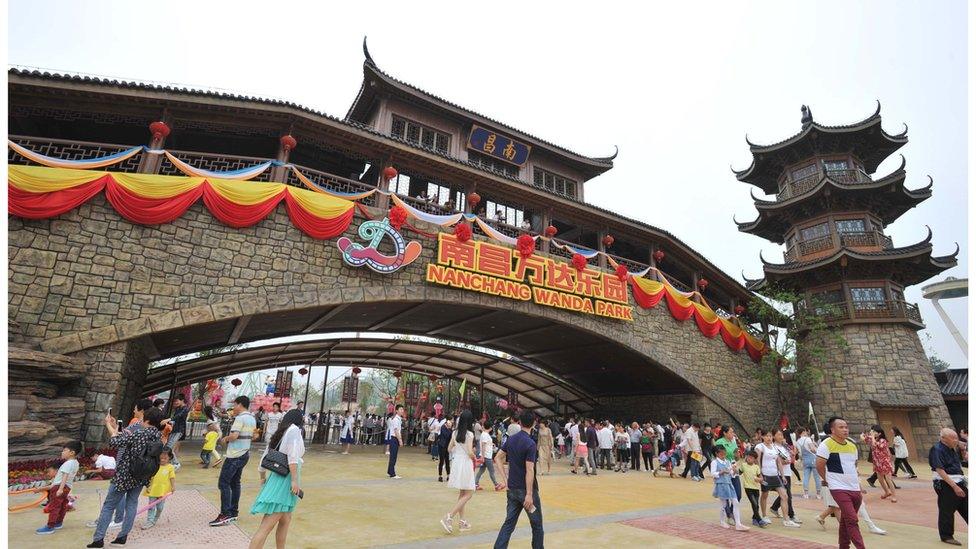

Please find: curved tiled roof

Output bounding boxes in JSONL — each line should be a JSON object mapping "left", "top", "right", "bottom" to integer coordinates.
{"left": 732, "top": 102, "right": 909, "bottom": 193}
{"left": 759, "top": 229, "right": 958, "bottom": 271}
{"left": 938, "top": 369, "right": 968, "bottom": 397}
{"left": 345, "top": 38, "right": 617, "bottom": 172}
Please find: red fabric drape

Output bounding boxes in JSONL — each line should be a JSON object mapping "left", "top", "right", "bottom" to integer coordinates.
{"left": 692, "top": 310, "right": 723, "bottom": 338}
{"left": 8, "top": 177, "right": 109, "bottom": 219}
{"left": 719, "top": 326, "right": 747, "bottom": 351}
{"left": 664, "top": 291, "right": 696, "bottom": 321}
{"left": 201, "top": 182, "right": 285, "bottom": 228}
{"left": 283, "top": 191, "right": 355, "bottom": 240}
{"left": 629, "top": 278, "right": 667, "bottom": 308}
{"left": 104, "top": 179, "right": 204, "bottom": 225}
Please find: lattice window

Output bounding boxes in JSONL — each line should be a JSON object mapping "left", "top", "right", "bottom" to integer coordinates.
{"left": 823, "top": 160, "right": 849, "bottom": 172}
{"left": 390, "top": 116, "right": 450, "bottom": 154}
{"left": 159, "top": 150, "right": 275, "bottom": 182}
{"left": 531, "top": 168, "right": 577, "bottom": 198}
{"left": 468, "top": 150, "right": 519, "bottom": 178}
{"left": 800, "top": 222, "right": 830, "bottom": 241}
{"left": 9, "top": 105, "right": 153, "bottom": 127}
{"left": 8, "top": 136, "right": 143, "bottom": 173}
{"left": 791, "top": 163, "right": 818, "bottom": 181}
{"left": 285, "top": 164, "right": 377, "bottom": 207}
{"left": 486, "top": 200, "right": 524, "bottom": 228}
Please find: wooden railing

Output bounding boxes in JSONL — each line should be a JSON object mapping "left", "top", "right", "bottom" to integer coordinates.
{"left": 785, "top": 231, "right": 892, "bottom": 263}
{"left": 839, "top": 230, "right": 893, "bottom": 249}
{"left": 807, "top": 299, "right": 923, "bottom": 326}
{"left": 777, "top": 168, "right": 871, "bottom": 201}
{"left": 8, "top": 135, "right": 144, "bottom": 173}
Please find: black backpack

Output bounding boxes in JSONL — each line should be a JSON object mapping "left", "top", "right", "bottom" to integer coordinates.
{"left": 130, "top": 439, "right": 164, "bottom": 481}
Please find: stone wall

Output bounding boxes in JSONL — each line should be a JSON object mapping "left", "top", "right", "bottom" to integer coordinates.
{"left": 805, "top": 323, "right": 953, "bottom": 458}
{"left": 9, "top": 195, "right": 776, "bottom": 449}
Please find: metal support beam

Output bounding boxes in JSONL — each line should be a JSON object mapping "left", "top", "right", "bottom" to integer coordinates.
{"left": 427, "top": 310, "right": 502, "bottom": 335}
{"left": 367, "top": 302, "right": 427, "bottom": 331}
{"left": 302, "top": 304, "right": 351, "bottom": 333}
{"left": 477, "top": 324, "right": 552, "bottom": 345}
{"left": 227, "top": 315, "right": 252, "bottom": 345}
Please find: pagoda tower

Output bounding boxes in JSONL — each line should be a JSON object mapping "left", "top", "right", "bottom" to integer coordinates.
{"left": 735, "top": 103, "right": 958, "bottom": 457}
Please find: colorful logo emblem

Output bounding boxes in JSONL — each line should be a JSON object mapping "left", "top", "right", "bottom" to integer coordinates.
{"left": 338, "top": 217, "right": 422, "bottom": 274}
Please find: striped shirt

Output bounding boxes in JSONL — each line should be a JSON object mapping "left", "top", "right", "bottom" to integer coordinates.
{"left": 226, "top": 412, "right": 255, "bottom": 459}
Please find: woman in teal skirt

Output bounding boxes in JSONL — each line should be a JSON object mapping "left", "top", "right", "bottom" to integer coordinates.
{"left": 249, "top": 409, "right": 305, "bottom": 549}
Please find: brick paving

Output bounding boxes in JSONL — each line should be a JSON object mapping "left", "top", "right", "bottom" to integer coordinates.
{"left": 621, "top": 515, "right": 833, "bottom": 549}
{"left": 101, "top": 490, "right": 250, "bottom": 548}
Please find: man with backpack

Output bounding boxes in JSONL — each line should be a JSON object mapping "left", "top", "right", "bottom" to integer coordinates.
{"left": 88, "top": 406, "right": 165, "bottom": 548}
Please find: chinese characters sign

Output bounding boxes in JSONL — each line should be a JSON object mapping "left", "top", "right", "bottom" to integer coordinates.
{"left": 467, "top": 125, "right": 531, "bottom": 166}
{"left": 426, "top": 234, "right": 633, "bottom": 321}
{"left": 341, "top": 376, "right": 359, "bottom": 403}
{"left": 274, "top": 370, "right": 294, "bottom": 398}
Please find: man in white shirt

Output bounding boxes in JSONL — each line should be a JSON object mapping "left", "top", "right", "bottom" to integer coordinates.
{"left": 681, "top": 424, "right": 703, "bottom": 481}
{"left": 597, "top": 422, "right": 615, "bottom": 470}
{"left": 91, "top": 453, "right": 117, "bottom": 480}
{"left": 386, "top": 405, "right": 404, "bottom": 479}
{"left": 567, "top": 420, "right": 580, "bottom": 463}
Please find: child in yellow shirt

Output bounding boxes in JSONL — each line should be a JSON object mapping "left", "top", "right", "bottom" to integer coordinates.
{"left": 142, "top": 449, "right": 176, "bottom": 530}
{"left": 738, "top": 450, "right": 764, "bottom": 528}
{"left": 201, "top": 423, "right": 220, "bottom": 468}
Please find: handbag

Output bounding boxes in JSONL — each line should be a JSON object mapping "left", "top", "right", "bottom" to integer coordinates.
{"left": 261, "top": 438, "right": 290, "bottom": 477}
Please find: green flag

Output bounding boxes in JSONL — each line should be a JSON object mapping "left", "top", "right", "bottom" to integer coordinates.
{"left": 458, "top": 378, "right": 466, "bottom": 398}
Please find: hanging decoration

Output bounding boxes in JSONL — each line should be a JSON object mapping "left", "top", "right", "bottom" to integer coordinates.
{"left": 697, "top": 278, "right": 709, "bottom": 291}
{"left": 8, "top": 166, "right": 354, "bottom": 239}
{"left": 653, "top": 249, "right": 666, "bottom": 263}
{"left": 571, "top": 253, "right": 588, "bottom": 272}
{"left": 393, "top": 370, "right": 402, "bottom": 379}
{"left": 382, "top": 166, "right": 398, "bottom": 182}
{"left": 602, "top": 234, "right": 615, "bottom": 248}
{"left": 160, "top": 151, "right": 274, "bottom": 180}
{"left": 149, "top": 121, "right": 171, "bottom": 141}
{"left": 629, "top": 277, "right": 765, "bottom": 361}
{"left": 516, "top": 234, "right": 535, "bottom": 259}
{"left": 231, "top": 378, "right": 242, "bottom": 387}
{"left": 544, "top": 225, "right": 558, "bottom": 237}
{"left": 454, "top": 222, "right": 473, "bottom": 243}
{"left": 279, "top": 134, "right": 297, "bottom": 152}
{"left": 388, "top": 205, "right": 408, "bottom": 230}
{"left": 615, "top": 264, "right": 629, "bottom": 282}
{"left": 352, "top": 366, "right": 362, "bottom": 375}
{"left": 466, "top": 192, "right": 481, "bottom": 210}
{"left": 298, "top": 367, "right": 309, "bottom": 376}
{"left": 428, "top": 373, "right": 438, "bottom": 382}
{"left": 8, "top": 141, "right": 144, "bottom": 170}
{"left": 734, "top": 305, "right": 746, "bottom": 316}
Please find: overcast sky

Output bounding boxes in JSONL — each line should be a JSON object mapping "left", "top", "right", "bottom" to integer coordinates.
{"left": 8, "top": 1, "right": 969, "bottom": 368}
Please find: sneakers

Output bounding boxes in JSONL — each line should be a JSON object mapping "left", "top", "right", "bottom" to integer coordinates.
{"left": 752, "top": 518, "right": 766, "bottom": 528}
{"left": 771, "top": 509, "right": 783, "bottom": 518}
{"left": 52, "top": 523, "right": 64, "bottom": 530}
{"left": 392, "top": 475, "right": 403, "bottom": 479}
{"left": 87, "top": 541, "right": 105, "bottom": 548}
{"left": 110, "top": 536, "right": 127, "bottom": 545}
{"left": 209, "top": 514, "right": 231, "bottom": 527}
{"left": 438, "top": 476, "right": 443, "bottom": 482}
{"left": 35, "top": 526, "right": 57, "bottom": 535}
{"left": 226, "top": 515, "right": 238, "bottom": 523}
{"left": 869, "top": 525, "right": 888, "bottom": 535}
{"left": 735, "top": 524, "right": 751, "bottom": 531}
{"left": 759, "top": 516, "right": 771, "bottom": 526}
{"left": 475, "top": 485, "right": 483, "bottom": 491}
{"left": 440, "top": 514, "right": 453, "bottom": 534}
{"left": 719, "top": 521, "right": 730, "bottom": 529}
{"left": 141, "top": 521, "right": 156, "bottom": 530}
{"left": 783, "top": 519, "right": 801, "bottom": 528}
{"left": 108, "top": 520, "right": 123, "bottom": 529}
{"left": 792, "top": 516, "right": 803, "bottom": 524}
{"left": 458, "top": 519, "right": 472, "bottom": 532}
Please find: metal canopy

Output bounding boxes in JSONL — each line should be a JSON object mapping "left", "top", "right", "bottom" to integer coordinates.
{"left": 143, "top": 301, "right": 696, "bottom": 413}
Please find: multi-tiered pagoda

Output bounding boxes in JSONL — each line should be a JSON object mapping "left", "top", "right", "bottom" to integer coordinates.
{"left": 735, "top": 103, "right": 957, "bottom": 457}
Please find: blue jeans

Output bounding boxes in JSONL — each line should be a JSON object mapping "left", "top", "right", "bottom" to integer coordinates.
{"left": 494, "top": 487, "right": 543, "bottom": 549}
{"left": 146, "top": 496, "right": 166, "bottom": 524}
{"left": 387, "top": 439, "right": 400, "bottom": 477}
{"left": 802, "top": 463, "right": 822, "bottom": 496}
{"left": 93, "top": 484, "right": 142, "bottom": 542}
{"left": 218, "top": 453, "right": 249, "bottom": 517}
{"left": 475, "top": 458, "right": 498, "bottom": 485}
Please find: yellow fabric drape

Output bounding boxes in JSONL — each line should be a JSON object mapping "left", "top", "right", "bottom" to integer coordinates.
{"left": 205, "top": 178, "right": 287, "bottom": 205}
{"left": 8, "top": 165, "right": 108, "bottom": 193}
{"left": 286, "top": 185, "right": 357, "bottom": 219}
{"left": 112, "top": 172, "right": 207, "bottom": 199}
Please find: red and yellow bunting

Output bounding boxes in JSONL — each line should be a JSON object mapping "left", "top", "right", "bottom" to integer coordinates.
{"left": 630, "top": 277, "right": 765, "bottom": 361}
{"left": 8, "top": 166, "right": 354, "bottom": 240}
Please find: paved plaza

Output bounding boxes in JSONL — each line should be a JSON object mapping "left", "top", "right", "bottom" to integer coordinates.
{"left": 7, "top": 442, "right": 967, "bottom": 548}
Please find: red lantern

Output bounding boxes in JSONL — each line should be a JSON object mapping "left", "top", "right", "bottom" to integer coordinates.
{"left": 544, "top": 225, "right": 558, "bottom": 238}
{"left": 571, "top": 253, "right": 588, "bottom": 272}
{"left": 352, "top": 366, "right": 362, "bottom": 375}
{"left": 516, "top": 234, "right": 535, "bottom": 259}
{"left": 279, "top": 134, "right": 297, "bottom": 152}
{"left": 428, "top": 374, "right": 438, "bottom": 382}
{"left": 454, "top": 222, "right": 473, "bottom": 243}
{"left": 467, "top": 192, "right": 481, "bottom": 210}
{"left": 602, "top": 234, "right": 615, "bottom": 248}
{"left": 298, "top": 367, "right": 309, "bottom": 376}
{"left": 389, "top": 205, "right": 408, "bottom": 230}
{"left": 393, "top": 371, "right": 402, "bottom": 379}
{"left": 697, "top": 278, "right": 709, "bottom": 291}
{"left": 149, "top": 121, "right": 170, "bottom": 141}
{"left": 734, "top": 305, "right": 746, "bottom": 316}
{"left": 382, "top": 166, "right": 398, "bottom": 182}
{"left": 615, "top": 264, "right": 629, "bottom": 282}
{"left": 653, "top": 250, "right": 665, "bottom": 263}
{"left": 231, "top": 378, "right": 242, "bottom": 387}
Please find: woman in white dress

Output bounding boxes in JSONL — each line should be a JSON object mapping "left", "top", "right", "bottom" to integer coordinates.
{"left": 340, "top": 410, "right": 356, "bottom": 455}
{"left": 440, "top": 409, "right": 476, "bottom": 535}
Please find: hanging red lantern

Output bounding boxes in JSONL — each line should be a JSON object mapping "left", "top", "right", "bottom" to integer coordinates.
{"left": 298, "top": 367, "right": 309, "bottom": 376}
{"left": 615, "top": 264, "right": 629, "bottom": 282}
{"left": 544, "top": 225, "right": 558, "bottom": 238}
{"left": 231, "top": 378, "right": 242, "bottom": 387}
{"left": 454, "top": 222, "right": 473, "bottom": 243}
{"left": 467, "top": 192, "right": 481, "bottom": 210}
{"left": 734, "top": 305, "right": 746, "bottom": 316}
{"left": 571, "top": 253, "right": 588, "bottom": 272}
{"left": 516, "top": 234, "right": 535, "bottom": 259}
{"left": 388, "top": 205, "right": 408, "bottom": 230}
{"left": 697, "top": 278, "right": 709, "bottom": 291}
{"left": 428, "top": 374, "right": 438, "bottom": 382}
{"left": 602, "top": 234, "right": 615, "bottom": 248}
{"left": 352, "top": 366, "right": 362, "bottom": 375}
{"left": 653, "top": 249, "right": 665, "bottom": 263}
{"left": 382, "top": 166, "right": 398, "bottom": 182}
{"left": 149, "top": 121, "right": 170, "bottom": 141}
{"left": 393, "top": 371, "right": 402, "bottom": 379}
{"left": 279, "top": 134, "right": 297, "bottom": 152}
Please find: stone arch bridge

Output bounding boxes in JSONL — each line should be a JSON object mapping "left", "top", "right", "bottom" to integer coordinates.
{"left": 8, "top": 196, "right": 775, "bottom": 448}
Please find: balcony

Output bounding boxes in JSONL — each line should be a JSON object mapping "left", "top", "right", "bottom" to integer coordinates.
{"left": 807, "top": 299, "right": 924, "bottom": 328}
{"left": 784, "top": 231, "right": 893, "bottom": 263}
{"left": 777, "top": 168, "right": 871, "bottom": 201}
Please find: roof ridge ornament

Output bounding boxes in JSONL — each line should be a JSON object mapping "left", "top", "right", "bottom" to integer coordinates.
{"left": 895, "top": 122, "right": 908, "bottom": 138}
{"left": 800, "top": 105, "right": 813, "bottom": 129}
{"left": 872, "top": 99, "right": 882, "bottom": 118}
{"left": 362, "top": 36, "right": 376, "bottom": 67}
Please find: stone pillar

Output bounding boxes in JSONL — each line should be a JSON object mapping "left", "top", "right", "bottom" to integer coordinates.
{"left": 71, "top": 339, "right": 152, "bottom": 445}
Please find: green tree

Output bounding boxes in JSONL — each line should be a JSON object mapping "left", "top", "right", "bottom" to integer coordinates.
{"left": 748, "top": 286, "right": 848, "bottom": 414}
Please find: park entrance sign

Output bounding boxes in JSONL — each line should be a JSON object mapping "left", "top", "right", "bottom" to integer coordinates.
{"left": 426, "top": 233, "right": 634, "bottom": 321}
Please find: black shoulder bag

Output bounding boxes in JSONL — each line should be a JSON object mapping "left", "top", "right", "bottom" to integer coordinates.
{"left": 261, "top": 432, "right": 291, "bottom": 476}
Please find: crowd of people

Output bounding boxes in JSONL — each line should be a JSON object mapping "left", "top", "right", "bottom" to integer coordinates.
{"left": 24, "top": 391, "right": 968, "bottom": 549}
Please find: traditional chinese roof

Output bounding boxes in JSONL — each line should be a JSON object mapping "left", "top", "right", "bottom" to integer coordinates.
{"left": 749, "top": 231, "right": 958, "bottom": 289}
{"left": 345, "top": 38, "right": 616, "bottom": 180}
{"left": 733, "top": 102, "right": 909, "bottom": 194}
{"left": 735, "top": 158, "right": 933, "bottom": 242}
{"left": 935, "top": 369, "right": 968, "bottom": 397}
